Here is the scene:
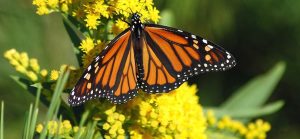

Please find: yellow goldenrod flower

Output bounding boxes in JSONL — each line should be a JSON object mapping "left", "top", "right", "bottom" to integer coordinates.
{"left": 103, "top": 123, "right": 111, "bottom": 130}
{"left": 40, "top": 69, "right": 48, "bottom": 77}
{"left": 206, "top": 109, "right": 216, "bottom": 125}
{"left": 61, "top": 3, "right": 68, "bottom": 13}
{"left": 50, "top": 70, "right": 59, "bottom": 80}
{"left": 79, "top": 37, "right": 95, "bottom": 54}
{"left": 206, "top": 110, "right": 271, "bottom": 139}
{"left": 47, "top": 0, "right": 59, "bottom": 8}
{"left": 146, "top": 6, "right": 160, "bottom": 23}
{"left": 32, "top": 0, "right": 46, "bottom": 7}
{"left": 85, "top": 14, "right": 100, "bottom": 30}
{"left": 62, "top": 120, "right": 72, "bottom": 133}
{"left": 36, "top": 124, "right": 43, "bottom": 133}
{"left": 3, "top": 49, "right": 54, "bottom": 82}
{"left": 93, "top": 0, "right": 109, "bottom": 18}
{"left": 47, "top": 120, "right": 58, "bottom": 135}
{"left": 114, "top": 0, "right": 160, "bottom": 23}
{"left": 73, "top": 126, "right": 79, "bottom": 133}
{"left": 36, "top": 6, "right": 50, "bottom": 15}
{"left": 16, "top": 65, "right": 27, "bottom": 74}
{"left": 129, "top": 129, "right": 143, "bottom": 139}
{"left": 30, "top": 58, "right": 40, "bottom": 72}
{"left": 27, "top": 71, "right": 38, "bottom": 81}
{"left": 35, "top": 120, "right": 85, "bottom": 137}
{"left": 102, "top": 110, "right": 126, "bottom": 138}
{"left": 118, "top": 114, "right": 125, "bottom": 122}
{"left": 128, "top": 83, "right": 207, "bottom": 139}
{"left": 116, "top": 135, "right": 125, "bottom": 139}
{"left": 20, "top": 52, "right": 29, "bottom": 68}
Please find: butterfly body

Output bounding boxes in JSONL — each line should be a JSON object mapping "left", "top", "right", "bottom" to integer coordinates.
{"left": 68, "top": 13, "right": 236, "bottom": 106}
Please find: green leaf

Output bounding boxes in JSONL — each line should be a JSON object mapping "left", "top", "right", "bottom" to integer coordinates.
{"left": 221, "top": 61, "right": 286, "bottom": 110}
{"left": 10, "top": 76, "right": 34, "bottom": 91}
{"left": 210, "top": 100, "right": 284, "bottom": 118}
{"left": 62, "top": 15, "right": 85, "bottom": 67}
{"left": 10, "top": 76, "right": 52, "bottom": 107}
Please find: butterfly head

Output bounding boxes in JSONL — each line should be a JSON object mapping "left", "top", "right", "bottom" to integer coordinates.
{"left": 131, "top": 13, "right": 141, "bottom": 25}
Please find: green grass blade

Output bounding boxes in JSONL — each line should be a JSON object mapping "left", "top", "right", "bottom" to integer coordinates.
{"left": 47, "top": 68, "right": 70, "bottom": 121}
{"left": 54, "top": 116, "right": 63, "bottom": 139}
{"left": 28, "top": 83, "right": 42, "bottom": 139}
{"left": 40, "top": 68, "right": 70, "bottom": 139}
{"left": 74, "top": 111, "right": 90, "bottom": 139}
{"left": 86, "top": 121, "right": 97, "bottom": 139}
{"left": 0, "top": 101, "right": 4, "bottom": 139}
{"left": 29, "top": 108, "right": 39, "bottom": 139}
{"left": 33, "top": 83, "right": 42, "bottom": 111}
{"left": 23, "top": 104, "right": 33, "bottom": 139}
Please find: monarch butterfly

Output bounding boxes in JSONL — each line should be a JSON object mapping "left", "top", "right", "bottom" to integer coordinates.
{"left": 68, "top": 13, "right": 236, "bottom": 106}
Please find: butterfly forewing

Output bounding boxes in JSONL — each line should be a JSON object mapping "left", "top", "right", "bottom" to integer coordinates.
{"left": 137, "top": 24, "right": 236, "bottom": 93}
{"left": 69, "top": 29, "right": 138, "bottom": 106}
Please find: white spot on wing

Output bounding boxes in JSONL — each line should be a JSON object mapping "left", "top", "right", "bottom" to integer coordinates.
{"left": 191, "top": 35, "right": 196, "bottom": 39}
{"left": 227, "top": 55, "right": 231, "bottom": 59}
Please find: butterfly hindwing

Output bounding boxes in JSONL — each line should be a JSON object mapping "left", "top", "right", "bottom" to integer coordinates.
{"left": 68, "top": 29, "right": 138, "bottom": 106}
{"left": 138, "top": 24, "right": 236, "bottom": 93}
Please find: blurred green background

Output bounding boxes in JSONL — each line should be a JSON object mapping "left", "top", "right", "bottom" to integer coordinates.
{"left": 0, "top": 0, "right": 299, "bottom": 138}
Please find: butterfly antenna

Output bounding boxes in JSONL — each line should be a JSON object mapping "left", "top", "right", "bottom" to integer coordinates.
{"left": 128, "top": 7, "right": 134, "bottom": 14}
{"left": 106, "top": 4, "right": 131, "bottom": 25}
{"left": 121, "top": 18, "right": 131, "bottom": 26}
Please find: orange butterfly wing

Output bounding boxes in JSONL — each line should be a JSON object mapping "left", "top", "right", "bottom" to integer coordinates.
{"left": 69, "top": 29, "right": 138, "bottom": 106}
{"left": 138, "top": 24, "right": 236, "bottom": 93}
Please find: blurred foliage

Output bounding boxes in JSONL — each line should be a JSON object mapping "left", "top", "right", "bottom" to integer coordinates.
{"left": 216, "top": 62, "right": 285, "bottom": 119}
{"left": 0, "top": 0, "right": 299, "bottom": 139}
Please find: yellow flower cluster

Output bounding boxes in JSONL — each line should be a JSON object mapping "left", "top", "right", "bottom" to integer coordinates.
{"left": 126, "top": 83, "right": 207, "bottom": 139}
{"left": 85, "top": 83, "right": 207, "bottom": 138}
{"left": 33, "top": 0, "right": 160, "bottom": 32}
{"left": 246, "top": 119, "right": 271, "bottom": 139}
{"left": 36, "top": 120, "right": 81, "bottom": 137}
{"left": 4, "top": 49, "right": 75, "bottom": 81}
{"left": 206, "top": 110, "right": 271, "bottom": 139}
{"left": 4, "top": 49, "right": 48, "bottom": 81}
{"left": 32, "top": 0, "right": 71, "bottom": 15}
{"left": 113, "top": 0, "right": 160, "bottom": 25}
{"left": 102, "top": 106, "right": 126, "bottom": 139}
